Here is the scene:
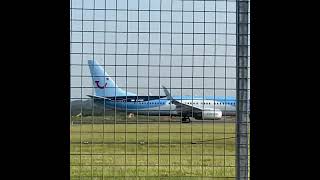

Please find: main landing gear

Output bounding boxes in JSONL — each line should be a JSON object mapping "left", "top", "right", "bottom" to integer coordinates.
{"left": 182, "top": 116, "right": 191, "bottom": 123}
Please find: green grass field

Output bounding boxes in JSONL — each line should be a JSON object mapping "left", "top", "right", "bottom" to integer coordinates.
{"left": 70, "top": 117, "right": 240, "bottom": 180}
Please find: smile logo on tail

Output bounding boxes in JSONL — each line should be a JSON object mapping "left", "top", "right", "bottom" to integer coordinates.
{"left": 95, "top": 78, "right": 109, "bottom": 89}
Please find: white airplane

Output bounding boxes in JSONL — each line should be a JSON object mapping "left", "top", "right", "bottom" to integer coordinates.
{"left": 88, "top": 60, "right": 236, "bottom": 123}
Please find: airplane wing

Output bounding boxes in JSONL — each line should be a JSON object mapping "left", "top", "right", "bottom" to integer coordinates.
{"left": 162, "top": 86, "right": 205, "bottom": 115}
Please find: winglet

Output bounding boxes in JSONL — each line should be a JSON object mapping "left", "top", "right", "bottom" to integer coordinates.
{"left": 162, "top": 85, "right": 174, "bottom": 102}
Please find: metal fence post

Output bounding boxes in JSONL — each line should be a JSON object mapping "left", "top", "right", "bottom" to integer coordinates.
{"left": 236, "top": 0, "right": 249, "bottom": 179}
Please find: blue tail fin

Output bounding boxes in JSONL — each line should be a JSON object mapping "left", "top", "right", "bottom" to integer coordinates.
{"left": 88, "top": 60, "right": 136, "bottom": 97}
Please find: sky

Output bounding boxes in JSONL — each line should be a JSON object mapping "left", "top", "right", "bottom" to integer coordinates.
{"left": 70, "top": 0, "right": 250, "bottom": 100}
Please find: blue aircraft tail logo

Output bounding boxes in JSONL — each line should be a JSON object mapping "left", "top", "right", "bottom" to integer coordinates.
{"left": 95, "top": 78, "right": 109, "bottom": 89}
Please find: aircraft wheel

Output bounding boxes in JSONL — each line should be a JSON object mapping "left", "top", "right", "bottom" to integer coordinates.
{"left": 182, "top": 117, "right": 191, "bottom": 123}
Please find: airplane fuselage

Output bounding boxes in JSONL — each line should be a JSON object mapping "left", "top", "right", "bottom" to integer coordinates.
{"left": 93, "top": 96, "right": 236, "bottom": 117}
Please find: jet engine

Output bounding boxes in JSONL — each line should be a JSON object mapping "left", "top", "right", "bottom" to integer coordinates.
{"left": 193, "top": 108, "right": 222, "bottom": 120}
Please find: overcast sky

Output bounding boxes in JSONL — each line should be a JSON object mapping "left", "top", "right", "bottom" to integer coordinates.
{"left": 70, "top": 0, "right": 250, "bottom": 100}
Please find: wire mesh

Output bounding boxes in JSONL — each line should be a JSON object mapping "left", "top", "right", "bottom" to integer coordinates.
{"left": 70, "top": 0, "right": 250, "bottom": 179}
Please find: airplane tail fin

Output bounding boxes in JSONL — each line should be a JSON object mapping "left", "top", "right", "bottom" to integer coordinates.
{"left": 88, "top": 60, "right": 136, "bottom": 97}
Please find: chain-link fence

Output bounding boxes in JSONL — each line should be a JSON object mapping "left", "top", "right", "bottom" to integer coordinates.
{"left": 70, "top": 0, "right": 250, "bottom": 179}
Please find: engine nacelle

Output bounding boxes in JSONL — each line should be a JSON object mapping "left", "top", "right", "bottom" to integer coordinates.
{"left": 193, "top": 109, "right": 222, "bottom": 120}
